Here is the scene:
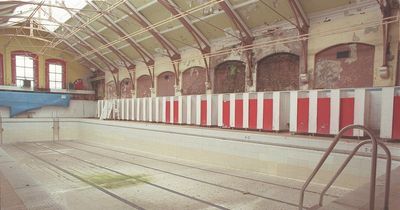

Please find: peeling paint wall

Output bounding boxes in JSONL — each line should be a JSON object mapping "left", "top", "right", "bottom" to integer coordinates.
{"left": 314, "top": 43, "right": 374, "bottom": 89}
{"left": 106, "top": 81, "right": 117, "bottom": 99}
{"left": 308, "top": 8, "right": 398, "bottom": 87}
{"left": 214, "top": 61, "right": 246, "bottom": 94}
{"left": 182, "top": 66, "right": 206, "bottom": 95}
{"left": 257, "top": 53, "right": 299, "bottom": 91}
{"left": 136, "top": 75, "right": 152, "bottom": 98}
{"left": 102, "top": 4, "right": 398, "bottom": 97}
{"left": 156, "top": 71, "right": 175, "bottom": 97}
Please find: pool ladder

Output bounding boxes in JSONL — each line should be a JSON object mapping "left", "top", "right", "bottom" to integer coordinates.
{"left": 299, "top": 125, "right": 392, "bottom": 210}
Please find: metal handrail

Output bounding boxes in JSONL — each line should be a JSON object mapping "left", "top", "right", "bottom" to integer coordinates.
{"left": 299, "top": 125, "right": 391, "bottom": 210}
{"left": 318, "top": 140, "right": 391, "bottom": 209}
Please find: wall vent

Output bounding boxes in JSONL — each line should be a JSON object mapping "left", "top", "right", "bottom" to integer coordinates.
{"left": 336, "top": 50, "right": 350, "bottom": 59}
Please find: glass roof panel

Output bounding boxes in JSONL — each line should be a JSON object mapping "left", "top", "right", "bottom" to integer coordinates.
{"left": 7, "top": 0, "right": 91, "bottom": 32}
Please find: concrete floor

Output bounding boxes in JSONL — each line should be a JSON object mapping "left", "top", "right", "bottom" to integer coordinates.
{"left": 0, "top": 141, "right": 350, "bottom": 210}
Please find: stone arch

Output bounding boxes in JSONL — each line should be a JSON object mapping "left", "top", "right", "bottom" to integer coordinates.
{"left": 157, "top": 71, "right": 175, "bottom": 97}
{"left": 256, "top": 53, "right": 300, "bottom": 91}
{"left": 136, "top": 75, "right": 152, "bottom": 98}
{"left": 181, "top": 66, "right": 206, "bottom": 95}
{"left": 314, "top": 43, "right": 374, "bottom": 89}
{"left": 214, "top": 60, "right": 246, "bottom": 94}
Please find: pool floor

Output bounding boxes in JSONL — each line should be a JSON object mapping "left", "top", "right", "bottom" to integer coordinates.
{"left": 0, "top": 141, "right": 349, "bottom": 210}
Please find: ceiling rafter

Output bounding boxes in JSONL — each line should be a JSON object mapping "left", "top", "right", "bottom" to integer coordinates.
{"left": 158, "top": 0, "right": 212, "bottom": 88}
{"left": 218, "top": 0, "right": 254, "bottom": 86}
{"left": 87, "top": 1, "right": 154, "bottom": 66}
{"left": 41, "top": 0, "right": 126, "bottom": 54}
{"left": 288, "top": 0, "right": 309, "bottom": 76}
{"left": 64, "top": 41, "right": 104, "bottom": 71}
{"left": 121, "top": 1, "right": 180, "bottom": 61}
{"left": 80, "top": 0, "right": 256, "bottom": 59}
{"left": 75, "top": 0, "right": 223, "bottom": 62}
{"left": 119, "top": 0, "right": 182, "bottom": 86}
{"left": 63, "top": 8, "right": 133, "bottom": 70}
{"left": 158, "top": 0, "right": 210, "bottom": 53}
{"left": 87, "top": 1, "right": 156, "bottom": 87}
{"left": 219, "top": 0, "right": 253, "bottom": 44}
{"left": 376, "top": 0, "right": 397, "bottom": 67}
{"left": 35, "top": 6, "right": 118, "bottom": 71}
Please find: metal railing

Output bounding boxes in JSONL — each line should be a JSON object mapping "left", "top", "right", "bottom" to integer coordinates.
{"left": 299, "top": 125, "right": 392, "bottom": 210}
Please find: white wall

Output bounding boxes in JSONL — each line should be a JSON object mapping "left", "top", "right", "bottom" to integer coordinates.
{"left": 77, "top": 119, "right": 400, "bottom": 189}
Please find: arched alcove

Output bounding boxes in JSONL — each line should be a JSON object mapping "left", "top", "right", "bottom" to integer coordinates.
{"left": 106, "top": 81, "right": 117, "bottom": 99}
{"left": 137, "top": 75, "right": 152, "bottom": 98}
{"left": 214, "top": 60, "right": 246, "bottom": 94}
{"left": 314, "top": 43, "right": 374, "bottom": 88}
{"left": 256, "top": 53, "right": 300, "bottom": 91}
{"left": 157, "top": 71, "right": 175, "bottom": 97}
{"left": 120, "top": 78, "right": 133, "bottom": 98}
{"left": 182, "top": 66, "right": 206, "bottom": 95}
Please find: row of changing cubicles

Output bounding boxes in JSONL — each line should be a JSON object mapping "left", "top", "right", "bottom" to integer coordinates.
{"left": 97, "top": 86, "right": 400, "bottom": 140}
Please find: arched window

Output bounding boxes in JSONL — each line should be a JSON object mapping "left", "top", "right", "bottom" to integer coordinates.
{"left": 182, "top": 66, "right": 206, "bottom": 95}
{"left": 11, "top": 51, "right": 39, "bottom": 88}
{"left": 45, "top": 59, "right": 66, "bottom": 89}
{"left": 214, "top": 60, "right": 246, "bottom": 94}
{"left": 137, "top": 75, "right": 152, "bottom": 98}
{"left": 157, "top": 71, "right": 175, "bottom": 97}
{"left": 257, "top": 53, "right": 299, "bottom": 91}
{"left": 314, "top": 43, "right": 374, "bottom": 88}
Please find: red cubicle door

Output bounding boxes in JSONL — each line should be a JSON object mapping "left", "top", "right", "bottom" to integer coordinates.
{"left": 392, "top": 96, "right": 400, "bottom": 140}
{"left": 222, "top": 100, "right": 230, "bottom": 128}
{"left": 235, "top": 99, "right": 243, "bottom": 128}
{"left": 297, "top": 98, "right": 309, "bottom": 133}
{"left": 263, "top": 99, "right": 273, "bottom": 131}
{"left": 317, "top": 98, "right": 330, "bottom": 134}
{"left": 339, "top": 98, "right": 354, "bottom": 136}
{"left": 248, "top": 99, "right": 258, "bottom": 129}
{"left": 173, "top": 100, "right": 179, "bottom": 124}
{"left": 201, "top": 100, "right": 207, "bottom": 126}
{"left": 165, "top": 100, "right": 171, "bottom": 123}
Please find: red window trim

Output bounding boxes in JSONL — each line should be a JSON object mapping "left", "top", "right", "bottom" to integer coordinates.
{"left": 45, "top": 58, "right": 67, "bottom": 89}
{"left": 11, "top": 51, "right": 39, "bottom": 89}
{"left": 0, "top": 53, "right": 3, "bottom": 85}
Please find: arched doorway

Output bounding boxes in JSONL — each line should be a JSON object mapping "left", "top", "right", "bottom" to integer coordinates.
{"left": 182, "top": 66, "right": 206, "bottom": 95}
{"left": 136, "top": 75, "right": 152, "bottom": 98}
{"left": 314, "top": 43, "right": 374, "bottom": 88}
{"left": 120, "top": 78, "right": 133, "bottom": 98}
{"left": 214, "top": 60, "right": 245, "bottom": 94}
{"left": 256, "top": 53, "right": 299, "bottom": 91}
{"left": 157, "top": 71, "right": 175, "bottom": 97}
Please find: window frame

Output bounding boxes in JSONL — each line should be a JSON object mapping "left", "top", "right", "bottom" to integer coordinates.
{"left": 11, "top": 51, "right": 39, "bottom": 88}
{"left": 45, "top": 59, "right": 66, "bottom": 90}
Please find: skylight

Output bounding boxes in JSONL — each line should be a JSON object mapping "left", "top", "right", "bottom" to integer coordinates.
{"left": 8, "top": 0, "right": 90, "bottom": 32}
